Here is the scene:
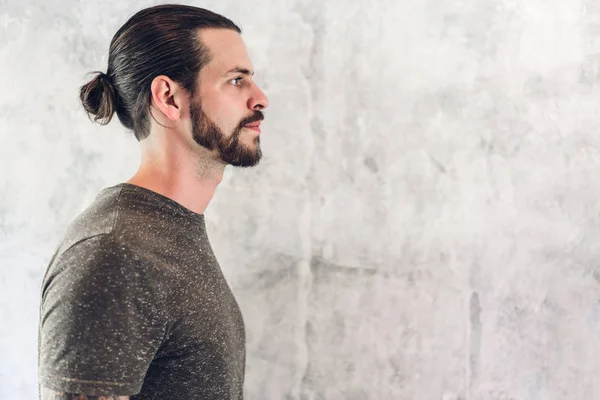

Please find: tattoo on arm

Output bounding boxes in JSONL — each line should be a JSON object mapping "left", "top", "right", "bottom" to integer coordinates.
{"left": 41, "top": 387, "right": 129, "bottom": 400}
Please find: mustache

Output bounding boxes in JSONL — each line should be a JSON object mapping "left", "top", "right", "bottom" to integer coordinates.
{"left": 238, "top": 111, "right": 264, "bottom": 129}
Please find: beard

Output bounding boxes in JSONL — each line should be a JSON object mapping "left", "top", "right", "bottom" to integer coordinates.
{"left": 190, "top": 98, "right": 263, "bottom": 167}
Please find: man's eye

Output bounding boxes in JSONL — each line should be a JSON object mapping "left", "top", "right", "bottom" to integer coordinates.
{"left": 231, "top": 77, "right": 243, "bottom": 86}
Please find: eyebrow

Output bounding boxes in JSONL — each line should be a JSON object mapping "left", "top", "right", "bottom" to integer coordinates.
{"left": 224, "top": 67, "right": 254, "bottom": 76}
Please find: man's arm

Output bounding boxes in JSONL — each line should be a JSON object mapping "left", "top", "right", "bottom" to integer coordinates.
{"left": 41, "top": 387, "right": 129, "bottom": 400}
{"left": 39, "top": 238, "right": 165, "bottom": 397}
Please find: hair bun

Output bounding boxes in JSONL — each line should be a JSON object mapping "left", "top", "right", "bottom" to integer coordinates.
{"left": 79, "top": 71, "right": 117, "bottom": 125}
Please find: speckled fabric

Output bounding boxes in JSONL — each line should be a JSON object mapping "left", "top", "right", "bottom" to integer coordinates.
{"left": 38, "top": 183, "right": 246, "bottom": 399}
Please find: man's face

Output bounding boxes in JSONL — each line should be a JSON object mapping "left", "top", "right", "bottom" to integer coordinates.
{"left": 190, "top": 29, "right": 269, "bottom": 167}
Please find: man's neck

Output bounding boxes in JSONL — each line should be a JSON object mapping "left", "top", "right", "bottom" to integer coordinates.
{"left": 127, "top": 158, "right": 225, "bottom": 215}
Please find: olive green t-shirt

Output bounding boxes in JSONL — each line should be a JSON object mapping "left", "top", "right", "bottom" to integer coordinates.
{"left": 38, "top": 183, "right": 245, "bottom": 399}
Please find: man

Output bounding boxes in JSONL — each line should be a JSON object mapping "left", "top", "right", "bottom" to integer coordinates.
{"left": 38, "top": 4, "right": 268, "bottom": 399}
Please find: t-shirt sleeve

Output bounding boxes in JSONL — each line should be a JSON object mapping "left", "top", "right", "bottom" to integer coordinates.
{"left": 39, "top": 235, "right": 167, "bottom": 395}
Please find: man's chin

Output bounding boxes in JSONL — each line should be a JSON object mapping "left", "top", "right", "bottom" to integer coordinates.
{"left": 225, "top": 150, "right": 262, "bottom": 167}
{"left": 226, "top": 159, "right": 261, "bottom": 168}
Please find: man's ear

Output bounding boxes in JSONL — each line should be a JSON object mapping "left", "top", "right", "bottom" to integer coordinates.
{"left": 150, "top": 75, "right": 184, "bottom": 121}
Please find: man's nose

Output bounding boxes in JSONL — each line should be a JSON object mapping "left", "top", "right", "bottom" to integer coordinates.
{"left": 248, "top": 83, "right": 269, "bottom": 111}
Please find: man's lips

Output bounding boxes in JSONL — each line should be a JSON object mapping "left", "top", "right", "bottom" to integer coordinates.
{"left": 244, "top": 121, "right": 262, "bottom": 133}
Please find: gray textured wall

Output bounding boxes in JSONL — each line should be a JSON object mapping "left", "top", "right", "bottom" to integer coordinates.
{"left": 2, "top": 0, "right": 600, "bottom": 398}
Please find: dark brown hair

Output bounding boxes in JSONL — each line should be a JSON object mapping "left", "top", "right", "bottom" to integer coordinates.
{"left": 79, "top": 4, "right": 241, "bottom": 141}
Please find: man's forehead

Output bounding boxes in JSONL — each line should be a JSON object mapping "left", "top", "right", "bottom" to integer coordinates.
{"left": 198, "top": 29, "right": 253, "bottom": 74}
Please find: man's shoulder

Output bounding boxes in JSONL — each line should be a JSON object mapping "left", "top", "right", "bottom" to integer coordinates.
{"left": 41, "top": 232, "right": 165, "bottom": 309}
{"left": 42, "top": 185, "right": 158, "bottom": 285}
{"left": 56, "top": 185, "right": 126, "bottom": 256}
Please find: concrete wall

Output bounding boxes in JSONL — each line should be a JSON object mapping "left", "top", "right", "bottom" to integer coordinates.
{"left": 2, "top": 0, "right": 600, "bottom": 398}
